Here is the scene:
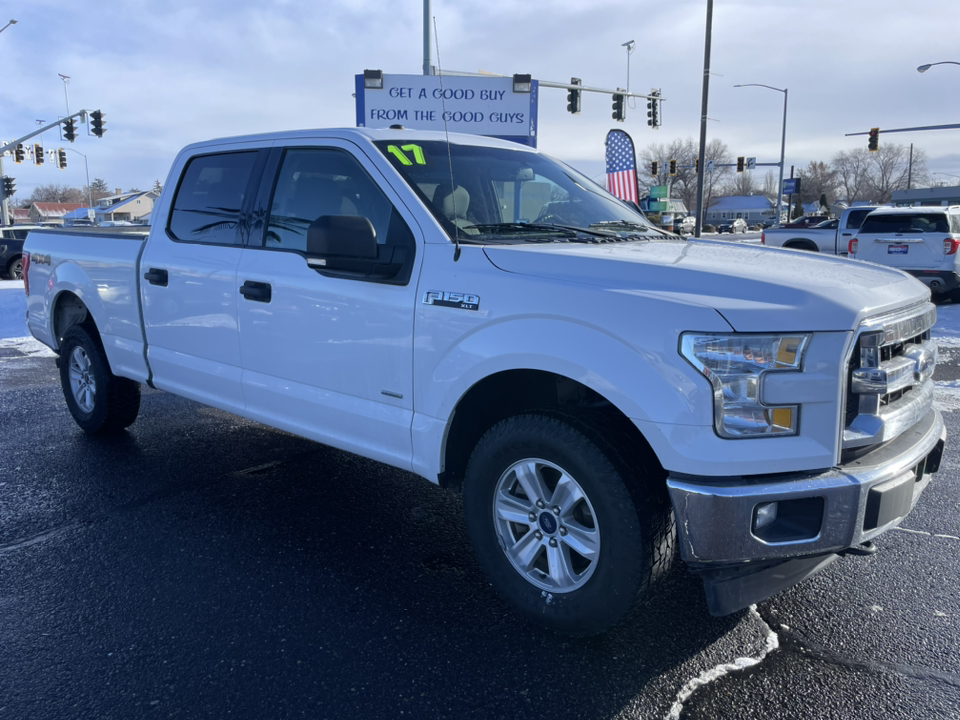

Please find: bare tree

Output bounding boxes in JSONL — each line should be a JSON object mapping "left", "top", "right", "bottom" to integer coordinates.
{"left": 797, "top": 161, "right": 839, "bottom": 210}
{"left": 720, "top": 171, "right": 757, "bottom": 197}
{"left": 832, "top": 148, "right": 873, "bottom": 203}
{"left": 638, "top": 137, "right": 732, "bottom": 219}
{"left": 762, "top": 171, "right": 778, "bottom": 198}
{"left": 27, "top": 184, "right": 85, "bottom": 204}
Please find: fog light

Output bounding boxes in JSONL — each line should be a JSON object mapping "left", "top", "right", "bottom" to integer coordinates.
{"left": 754, "top": 501, "right": 779, "bottom": 531}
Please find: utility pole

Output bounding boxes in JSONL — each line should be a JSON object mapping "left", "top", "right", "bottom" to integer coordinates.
{"left": 422, "top": 0, "right": 432, "bottom": 75}
{"left": 694, "top": 0, "right": 714, "bottom": 237}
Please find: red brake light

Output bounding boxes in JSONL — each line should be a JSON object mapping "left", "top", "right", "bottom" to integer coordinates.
{"left": 944, "top": 237, "right": 959, "bottom": 255}
{"left": 22, "top": 252, "right": 30, "bottom": 295}
{"left": 849, "top": 238, "right": 858, "bottom": 255}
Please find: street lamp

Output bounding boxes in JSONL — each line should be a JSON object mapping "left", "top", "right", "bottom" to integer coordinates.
{"left": 917, "top": 61, "right": 960, "bottom": 73}
{"left": 734, "top": 83, "right": 788, "bottom": 226}
{"left": 0, "top": 19, "right": 16, "bottom": 34}
{"left": 62, "top": 147, "right": 94, "bottom": 214}
{"left": 59, "top": 73, "right": 71, "bottom": 116}
{"left": 622, "top": 40, "right": 635, "bottom": 95}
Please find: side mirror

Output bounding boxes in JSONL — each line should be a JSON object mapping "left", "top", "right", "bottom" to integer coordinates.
{"left": 306, "top": 215, "right": 377, "bottom": 263}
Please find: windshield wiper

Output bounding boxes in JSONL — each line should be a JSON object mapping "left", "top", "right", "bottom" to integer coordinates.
{"left": 589, "top": 220, "right": 651, "bottom": 232}
{"left": 468, "top": 222, "right": 579, "bottom": 238}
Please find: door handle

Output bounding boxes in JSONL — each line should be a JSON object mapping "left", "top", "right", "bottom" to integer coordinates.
{"left": 144, "top": 268, "right": 168, "bottom": 286}
{"left": 240, "top": 280, "right": 272, "bottom": 303}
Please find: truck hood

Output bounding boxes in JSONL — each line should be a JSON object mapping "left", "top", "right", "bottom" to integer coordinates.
{"left": 483, "top": 238, "right": 929, "bottom": 332}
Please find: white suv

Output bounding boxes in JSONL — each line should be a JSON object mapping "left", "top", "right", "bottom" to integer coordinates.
{"left": 849, "top": 206, "right": 960, "bottom": 300}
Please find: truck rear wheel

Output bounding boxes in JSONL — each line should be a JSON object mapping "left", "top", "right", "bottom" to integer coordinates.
{"left": 59, "top": 325, "right": 141, "bottom": 434}
{"left": 462, "top": 413, "right": 674, "bottom": 636}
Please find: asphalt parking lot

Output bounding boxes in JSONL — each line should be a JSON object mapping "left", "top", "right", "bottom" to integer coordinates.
{"left": 1, "top": 291, "right": 959, "bottom": 719}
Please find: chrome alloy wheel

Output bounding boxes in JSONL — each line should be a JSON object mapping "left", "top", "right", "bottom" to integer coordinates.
{"left": 68, "top": 346, "right": 97, "bottom": 413}
{"left": 492, "top": 458, "right": 601, "bottom": 592}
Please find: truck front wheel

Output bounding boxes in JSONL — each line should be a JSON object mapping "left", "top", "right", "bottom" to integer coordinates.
{"left": 59, "top": 325, "right": 141, "bottom": 434}
{"left": 462, "top": 413, "right": 674, "bottom": 636}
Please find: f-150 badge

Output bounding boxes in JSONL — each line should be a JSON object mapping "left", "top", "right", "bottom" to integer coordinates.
{"left": 422, "top": 290, "right": 480, "bottom": 311}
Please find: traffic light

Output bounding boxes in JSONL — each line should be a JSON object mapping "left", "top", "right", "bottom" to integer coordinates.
{"left": 868, "top": 127, "right": 879, "bottom": 152}
{"left": 34, "top": 144, "right": 44, "bottom": 165}
{"left": 2, "top": 177, "right": 15, "bottom": 199}
{"left": 646, "top": 92, "right": 660, "bottom": 128}
{"left": 611, "top": 92, "right": 625, "bottom": 122}
{"left": 736, "top": 156, "right": 745, "bottom": 173}
{"left": 57, "top": 149, "right": 68, "bottom": 169}
{"left": 90, "top": 110, "right": 106, "bottom": 138}
{"left": 14, "top": 144, "right": 25, "bottom": 163}
{"left": 651, "top": 161, "right": 659, "bottom": 176}
{"left": 566, "top": 77, "right": 582, "bottom": 115}
{"left": 669, "top": 159, "right": 677, "bottom": 176}
{"left": 63, "top": 117, "right": 77, "bottom": 142}
{"left": 694, "top": 158, "right": 699, "bottom": 174}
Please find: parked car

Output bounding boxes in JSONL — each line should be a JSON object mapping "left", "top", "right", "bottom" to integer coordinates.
{"left": 716, "top": 218, "right": 747, "bottom": 234}
{"left": 849, "top": 205, "right": 960, "bottom": 301}
{"left": 0, "top": 225, "right": 45, "bottom": 280}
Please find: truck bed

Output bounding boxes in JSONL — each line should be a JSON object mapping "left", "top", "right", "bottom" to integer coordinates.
{"left": 24, "top": 228, "right": 151, "bottom": 382}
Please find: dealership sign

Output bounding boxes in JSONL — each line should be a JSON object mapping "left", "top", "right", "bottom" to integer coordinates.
{"left": 355, "top": 73, "right": 539, "bottom": 146}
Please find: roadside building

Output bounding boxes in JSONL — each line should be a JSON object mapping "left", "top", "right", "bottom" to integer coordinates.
{"left": 705, "top": 195, "right": 779, "bottom": 225}
{"left": 28, "top": 202, "right": 88, "bottom": 225}
{"left": 94, "top": 191, "right": 158, "bottom": 224}
{"left": 892, "top": 185, "right": 960, "bottom": 207}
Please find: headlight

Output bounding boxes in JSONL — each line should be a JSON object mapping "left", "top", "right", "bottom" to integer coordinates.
{"left": 680, "top": 333, "right": 810, "bottom": 438}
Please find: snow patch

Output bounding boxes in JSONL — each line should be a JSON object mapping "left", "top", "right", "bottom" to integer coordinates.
{"left": 0, "top": 335, "right": 56, "bottom": 358}
{"left": 934, "top": 381, "right": 960, "bottom": 413}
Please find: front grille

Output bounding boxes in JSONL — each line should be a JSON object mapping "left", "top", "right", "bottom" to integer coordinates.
{"left": 843, "top": 303, "right": 937, "bottom": 450}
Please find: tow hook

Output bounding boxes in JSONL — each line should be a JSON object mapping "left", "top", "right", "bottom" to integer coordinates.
{"left": 842, "top": 540, "right": 878, "bottom": 556}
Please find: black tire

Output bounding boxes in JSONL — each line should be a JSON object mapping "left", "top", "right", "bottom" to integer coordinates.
{"left": 462, "top": 413, "right": 674, "bottom": 636}
{"left": 7, "top": 255, "right": 23, "bottom": 281}
{"left": 949, "top": 288, "right": 960, "bottom": 304}
{"left": 59, "top": 324, "right": 141, "bottom": 434}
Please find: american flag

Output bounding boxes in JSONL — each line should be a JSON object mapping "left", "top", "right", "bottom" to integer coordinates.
{"left": 605, "top": 129, "right": 639, "bottom": 203}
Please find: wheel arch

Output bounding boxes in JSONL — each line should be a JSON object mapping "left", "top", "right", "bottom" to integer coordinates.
{"left": 52, "top": 290, "right": 99, "bottom": 349}
{"left": 439, "top": 368, "right": 663, "bottom": 491}
{"left": 783, "top": 239, "right": 819, "bottom": 252}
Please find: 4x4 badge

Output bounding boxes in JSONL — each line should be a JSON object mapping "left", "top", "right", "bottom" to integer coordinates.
{"left": 422, "top": 291, "right": 480, "bottom": 311}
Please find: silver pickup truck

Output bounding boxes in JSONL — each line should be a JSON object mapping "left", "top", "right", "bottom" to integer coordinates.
{"left": 762, "top": 206, "right": 882, "bottom": 254}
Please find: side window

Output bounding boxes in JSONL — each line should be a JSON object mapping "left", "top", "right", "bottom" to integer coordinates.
{"left": 265, "top": 148, "right": 402, "bottom": 254}
{"left": 168, "top": 151, "right": 258, "bottom": 245}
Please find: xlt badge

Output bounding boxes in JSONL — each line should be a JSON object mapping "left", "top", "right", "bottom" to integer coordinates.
{"left": 422, "top": 291, "right": 480, "bottom": 311}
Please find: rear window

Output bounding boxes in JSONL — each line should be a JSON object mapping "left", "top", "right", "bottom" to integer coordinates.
{"left": 859, "top": 212, "right": 954, "bottom": 234}
{"left": 168, "top": 151, "right": 258, "bottom": 244}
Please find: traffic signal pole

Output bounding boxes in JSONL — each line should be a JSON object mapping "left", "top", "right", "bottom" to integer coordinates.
{"left": 0, "top": 155, "right": 9, "bottom": 225}
{"left": 0, "top": 109, "right": 93, "bottom": 157}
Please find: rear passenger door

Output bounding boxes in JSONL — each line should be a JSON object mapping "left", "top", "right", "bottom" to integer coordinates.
{"left": 141, "top": 145, "right": 267, "bottom": 412}
{"left": 236, "top": 141, "right": 422, "bottom": 471}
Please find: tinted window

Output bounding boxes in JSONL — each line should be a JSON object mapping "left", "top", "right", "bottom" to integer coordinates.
{"left": 860, "top": 212, "right": 950, "bottom": 234}
{"left": 845, "top": 209, "right": 874, "bottom": 230}
{"left": 264, "top": 148, "right": 405, "bottom": 254}
{"left": 169, "top": 151, "right": 257, "bottom": 244}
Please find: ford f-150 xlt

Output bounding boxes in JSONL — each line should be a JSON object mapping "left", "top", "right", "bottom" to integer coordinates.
{"left": 23, "top": 128, "right": 945, "bottom": 635}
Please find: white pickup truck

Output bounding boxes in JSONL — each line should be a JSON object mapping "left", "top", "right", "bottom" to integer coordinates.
{"left": 23, "top": 128, "right": 945, "bottom": 635}
{"left": 762, "top": 206, "right": 882, "bottom": 254}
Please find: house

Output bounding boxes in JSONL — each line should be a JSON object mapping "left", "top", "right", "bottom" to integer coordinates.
{"left": 28, "top": 202, "right": 88, "bottom": 225}
{"left": 705, "top": 195, "right": 780, "bottom": 225}
{"left": 10, "top": 207, "right": 31, "bottom": 224}
{"left": 94, "top": 191, "right": 158, "bottom": 224}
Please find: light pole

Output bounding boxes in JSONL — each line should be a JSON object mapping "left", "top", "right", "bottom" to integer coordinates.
{"left": 622, "top": 40, "right": 635, "bottom": 95}
{"left": 0, "top": 19, "right": 16, "bottom": 225}
{"left": 917, "top": 61, "right": 960, "bottom": 73}
{"left": 62, "top": 147, "right": 94, "bottom": 215}
{"left": 734, "top": 83, "right": 788, "bottom": 226}
{"left": 59, "top": 73, "right": 71, "bottom": 116}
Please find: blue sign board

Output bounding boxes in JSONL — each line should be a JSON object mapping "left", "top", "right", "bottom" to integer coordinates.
{"left": 355, "top": 73, "right": 539, "bottom": 147}
{"left": 782, "top": 177, "right": 801, "bottom": 195}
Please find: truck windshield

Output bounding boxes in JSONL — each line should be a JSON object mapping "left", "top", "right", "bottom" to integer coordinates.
{"left": 373, "top": 139, "right": 664, "bottom": 243}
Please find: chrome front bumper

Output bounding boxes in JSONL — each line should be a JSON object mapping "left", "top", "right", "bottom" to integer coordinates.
{"left": 667, "top": 407, "right": 945, "bottom": 566}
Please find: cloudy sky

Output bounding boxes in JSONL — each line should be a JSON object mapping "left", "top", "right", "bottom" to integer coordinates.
{"left": 2, "top": 0, "right": 958, "bottom": 200}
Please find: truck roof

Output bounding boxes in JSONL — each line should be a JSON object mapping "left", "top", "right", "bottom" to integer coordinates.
{"left": 180, "top": 127, "right": 537, "bottom": 155}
